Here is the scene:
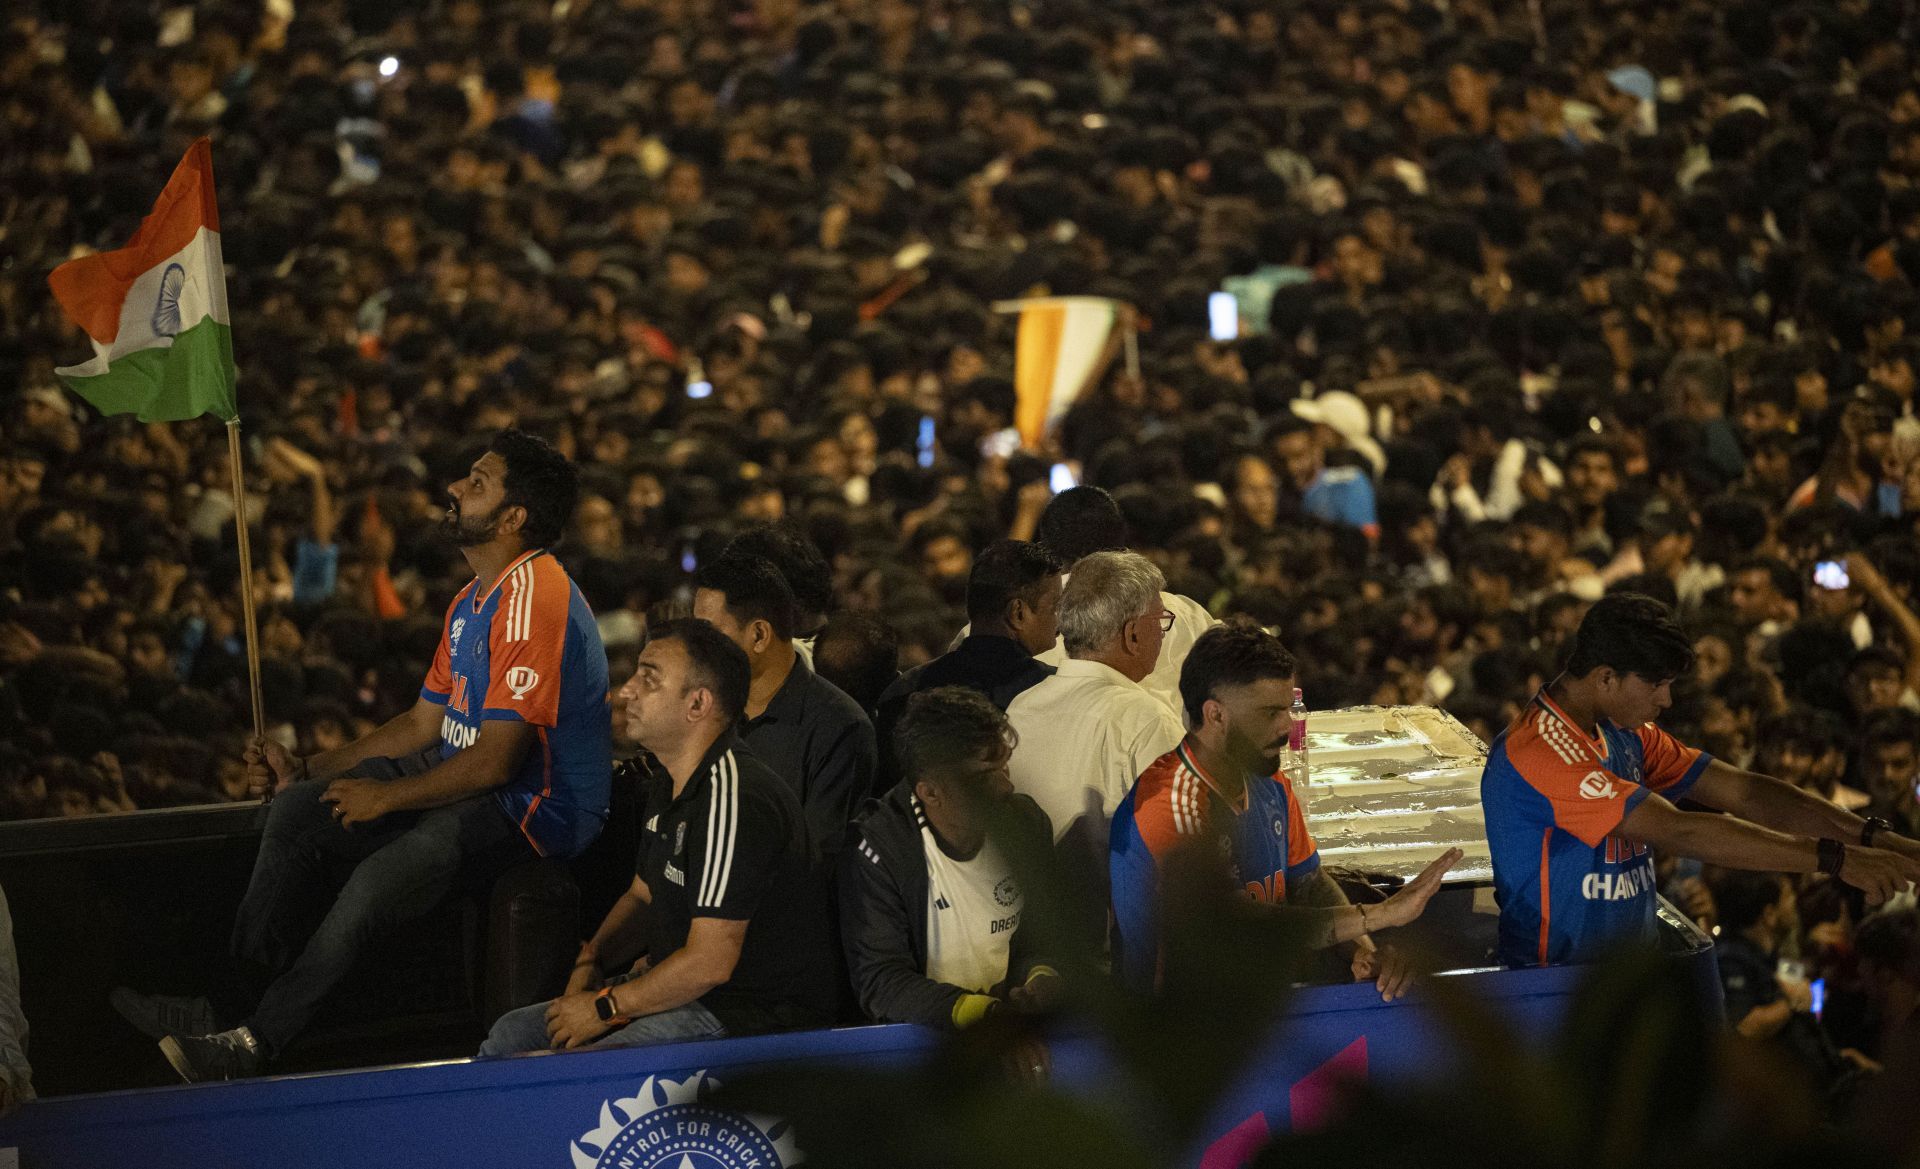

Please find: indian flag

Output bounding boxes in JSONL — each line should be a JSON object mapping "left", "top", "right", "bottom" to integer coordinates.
{"left": 995, "top": 296, "right": 1123, "bottom": 448}
{"left": 46, "top": 137, "right": 237, "bottom": 423}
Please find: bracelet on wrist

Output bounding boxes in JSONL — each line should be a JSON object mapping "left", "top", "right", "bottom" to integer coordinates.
{"left": 1357, "top": 902, "right": 1373, "bottom": 936}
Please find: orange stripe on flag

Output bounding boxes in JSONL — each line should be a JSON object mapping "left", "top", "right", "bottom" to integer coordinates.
{"left": 1013, "top": 305, "right": 1065, "bottom": 448}
{"left": 47, "top": 138, "right": 221, "bottom": 346}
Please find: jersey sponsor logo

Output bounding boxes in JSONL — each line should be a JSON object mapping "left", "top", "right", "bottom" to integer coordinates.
{"left": 449, "top": 617, "right": 466, "bottom": 656}
{"left": 645, "top": 815, "right": 659, "bottom": 833}
{"left": 505, "top": 665, "right": 541, "bottom": 699}
{"left": 569, "top": 1071, "right": 801, "bottom": 1169}
{"left": 1581, "top": 861, "right": 1655, "bottom": 901}
{"left": 1578, "top": 771, "right": 1618, "bottom": 800}
{"left": 441, "top": 715, "right": 479, "bottom": 750}
{"left": 934, "top": 895, "right": 951, "bottom": 910}
{"left": 993, "top": 876, "right": 1019, "bottom": 908}
{"left": 989, "top": 912, "right": 1020, "bottom": 935}
{"left": 663, "top": 861, "right": 685, "bottom": 886}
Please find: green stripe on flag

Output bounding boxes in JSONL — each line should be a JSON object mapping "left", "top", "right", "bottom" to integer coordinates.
{"left": 58, "top": 317, "right": 237, "bottom": 423}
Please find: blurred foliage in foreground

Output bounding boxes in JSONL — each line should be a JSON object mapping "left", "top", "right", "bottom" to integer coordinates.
{"left": 717, "top": 805, "right": 1920, "bottom": 1169}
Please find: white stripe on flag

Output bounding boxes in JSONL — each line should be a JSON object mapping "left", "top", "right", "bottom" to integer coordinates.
{"left": 55, "top": 227, "right": 230, "bottom": 380}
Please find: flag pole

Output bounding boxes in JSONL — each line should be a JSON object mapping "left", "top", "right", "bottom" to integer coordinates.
{"left": 224, "top": 417, "right": 267, "bottom": 743}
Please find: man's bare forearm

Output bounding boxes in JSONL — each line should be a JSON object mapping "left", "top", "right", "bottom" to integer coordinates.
{"left": 1295, "top": 869, "right": 1351, "bottom": 909}
{"left": 583, "top": 889, "right": 653, "bottom": 974}
{"left": 1736, "top": 772, "right": 1868, "bottom": 844}
{"left": 1623, "top": 804, "right": 1818, "bottom": 873}
{"left": 307, "top": 700, "right": 440, "bottom": 781}
{"left": 1264, "top": 901, "right": 1371, "bottom": 950}
{"left": 378, "top": 725, "right": 530, "bottom": 813}
{"left": 1294, "top": 869, "right": 1376, "bottom": 955}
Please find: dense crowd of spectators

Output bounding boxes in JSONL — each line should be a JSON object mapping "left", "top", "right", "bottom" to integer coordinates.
{"left": 4, "top": 0, "right": 1920, "bottom": 1074}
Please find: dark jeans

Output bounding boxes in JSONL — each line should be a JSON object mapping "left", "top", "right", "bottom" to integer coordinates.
{"left": 231, "top": 759, "right": 530, "bottom": 1056}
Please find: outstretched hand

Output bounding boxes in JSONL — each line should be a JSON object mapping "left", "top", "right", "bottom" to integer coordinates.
{"left": 1839, "top": 845, "right": 1920, "bottom": 906}
{"left": 1377, "top": 848, "right": 1464, "bottom": 929}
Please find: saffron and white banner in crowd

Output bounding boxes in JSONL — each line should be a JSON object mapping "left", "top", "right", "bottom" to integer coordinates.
{"left": 995, "top": 296, "right": 1124, "bottom": 449}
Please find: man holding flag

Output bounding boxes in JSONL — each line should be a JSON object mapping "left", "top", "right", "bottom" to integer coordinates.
{"left": 53, "top": 140, "right": 614, "bottom": 1080}
{"left": 115, "top": 427, "right": 612, "bottom": 1080}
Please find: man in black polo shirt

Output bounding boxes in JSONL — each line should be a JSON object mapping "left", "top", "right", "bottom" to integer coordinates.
{"left": 875, "top": 541, "right": 1061, "bottom": 789}
{"left": 479, "top": 619, "right": 837, "bottom": 1055}
{"left": 694, "top": 551, "right": 876, "bottom": 856}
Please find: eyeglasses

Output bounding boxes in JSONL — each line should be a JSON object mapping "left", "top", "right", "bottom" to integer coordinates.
{"left": 1144, "top": 609, "right": 1174, "bottom": 632}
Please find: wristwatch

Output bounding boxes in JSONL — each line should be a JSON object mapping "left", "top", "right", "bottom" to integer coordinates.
{"left": 594, "top": 987, "right": 630, "bottom": 1025}
{"left": 1861, "top": 816, "right": 1893, "bottom": 848}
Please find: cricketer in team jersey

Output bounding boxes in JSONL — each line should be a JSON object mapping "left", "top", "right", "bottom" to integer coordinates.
{"left": 1483, "top": 594, "right": 1920, "bottom": 969}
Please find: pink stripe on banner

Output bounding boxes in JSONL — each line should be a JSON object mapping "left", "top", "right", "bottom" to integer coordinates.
{"left": 1198, "top": 1037, "right": 1372, "bottom": 1169}
{"left": 1288, "top": 1036, "right": 1369, "bottom": 1133}
{"left": 1198, "top": 1112, "right": 1271, "bottom": 1169}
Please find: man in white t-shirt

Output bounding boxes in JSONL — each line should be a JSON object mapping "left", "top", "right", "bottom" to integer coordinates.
{"left": 839, "top": 688, "right": 1060, "bottom": 1076}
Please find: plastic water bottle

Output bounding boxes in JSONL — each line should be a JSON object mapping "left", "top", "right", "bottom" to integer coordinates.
{"left": 1288, "top": 687, "right": 1310, "bottom": 810}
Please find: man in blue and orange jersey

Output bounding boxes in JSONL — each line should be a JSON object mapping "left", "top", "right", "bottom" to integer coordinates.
{"left": 1110, "top": 625, "right": 1458, "bottom": 997}
{"left": 1484, "top": 593, "right": 1920, "bottom": 969}
{"left": 118, "top": 429, "right": 612, "bottom": 1081}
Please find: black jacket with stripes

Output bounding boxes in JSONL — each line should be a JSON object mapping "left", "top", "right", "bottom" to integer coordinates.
{"left": 838, "top": 781, "right": 1056, "bottom": 1028}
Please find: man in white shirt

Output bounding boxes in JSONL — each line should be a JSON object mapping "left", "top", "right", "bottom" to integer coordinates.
{"left": 1006, "top": 550, "right": 1187, "bottom": 941}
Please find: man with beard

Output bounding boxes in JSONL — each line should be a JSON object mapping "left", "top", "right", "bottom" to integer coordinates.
{"left": 1560, "top": 436, "right": 1621, "bottom": 561}
{"left": 114, "top": 430, "right": 612, "bottom": 1080}
{"left": 1110, "top": 626, "right": 1460, "bottom": 997}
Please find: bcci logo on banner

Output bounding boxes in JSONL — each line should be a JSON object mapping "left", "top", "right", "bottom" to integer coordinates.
{"left": 570, "top": 1071, "right": 802, "bottom": 1169}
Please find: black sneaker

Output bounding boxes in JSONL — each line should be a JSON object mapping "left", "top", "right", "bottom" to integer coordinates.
{"left": 110, "top": 988, "right": 217, "bottom": 1041}
{"left": 160, "top": 1027, "right": 264, "bottom": 1083}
